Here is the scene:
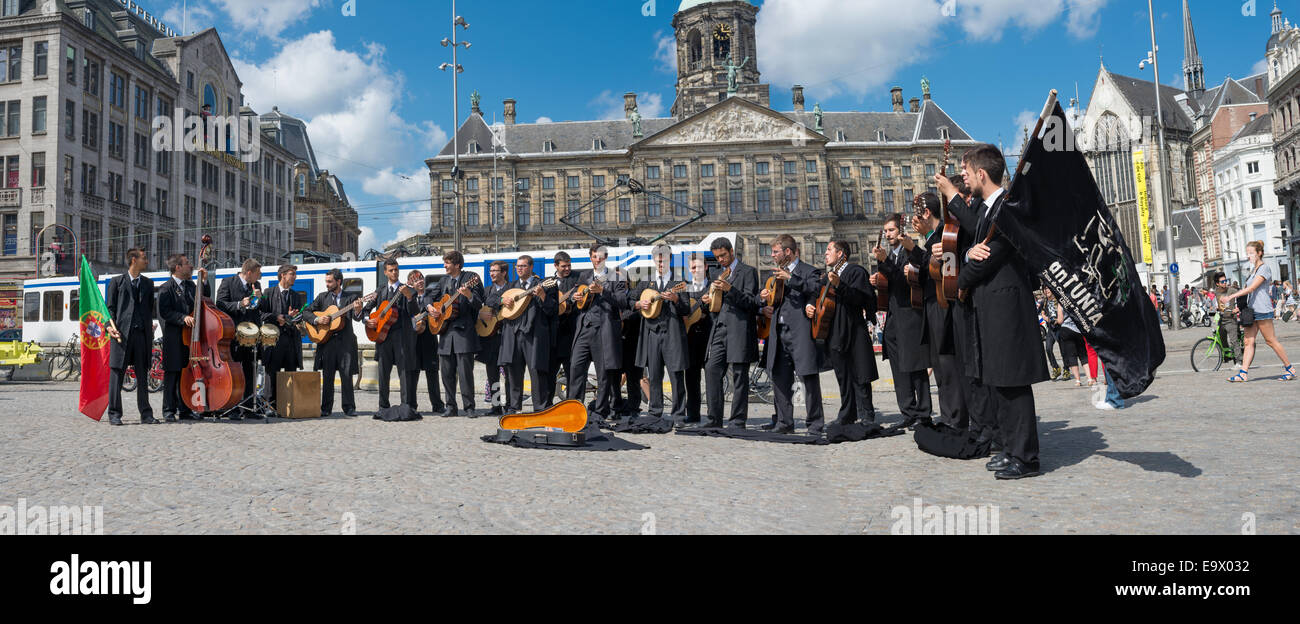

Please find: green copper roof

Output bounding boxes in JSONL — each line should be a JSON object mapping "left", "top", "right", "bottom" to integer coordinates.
{"left": 678, "top": 0, "right": 753, "bottom": 13}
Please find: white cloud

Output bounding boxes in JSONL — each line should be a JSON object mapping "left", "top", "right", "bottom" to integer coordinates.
{"left": 357, "top": 226, "right": 380, "bottom": 253}
{"left": 654, "top": 30, "right": 677, "bottom": 74}
{"left": 756, "top": 0, "right": 1108, "bottom": 100}
{"left": 1252, "top": 58, "right": 1269, "bottom": 76}
{"left": 161, "top": 1, "right": 217, "bottom": 36}
{"left": 1009, "top": 109, "right": 1038, "bottom": 157}
{"left": 384, "top": 208, "right": 433, "bottom": 249}
{"left": 213, "top": 0, "right": 324, "bottom": 38}
{"left": 589, "top": 90, "right": 666, "bottom": 121}
{"left": 362, "top": 168, "right": 429, "bottom": 203}
{"left": 534, "top": 116, "right": 555, "bottom": 124}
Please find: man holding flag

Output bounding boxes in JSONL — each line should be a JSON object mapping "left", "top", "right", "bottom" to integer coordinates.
{"left": 88, "top": 249, "right": 157, "bottom": 425}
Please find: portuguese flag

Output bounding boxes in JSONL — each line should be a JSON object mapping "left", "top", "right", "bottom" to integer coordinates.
{"left": 77, "top": 256, "right": 112, "bottom": 421}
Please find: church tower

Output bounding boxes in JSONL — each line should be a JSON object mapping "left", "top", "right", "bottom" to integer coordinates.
{"left": 671, "top": 0, "right": 770, "bottom": 118}
{"left": 1182, "top": 0, "right": 1205, "bottom": 98}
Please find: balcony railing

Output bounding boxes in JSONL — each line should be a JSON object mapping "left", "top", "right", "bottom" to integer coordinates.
{"left": 30, "top": 188, "right": 45, "bottom": 206}
{"left": 82, "top": 193, "right": 104, "bottom": 213}
{"left": 110, "top": 201, "right": 131, "bottom": 220}
{"left": 0, "top": 188, "right": 20, "bottom": 207}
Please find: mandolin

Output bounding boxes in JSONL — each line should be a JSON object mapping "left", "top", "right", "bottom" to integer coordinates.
{"left": 638, "top": 282, "right": 688, "bottom": 319}
{"left": 303, "top": 292, "right": 376, "bottom": 344}
{"left": 707, "top": 267, "right": 733, "bottom": 313}
{"left": 572, "top": 271, "right": 613, "bottom": 310}
{"left": 499, "top": 277, "right": 560, "bottom": 320}
{"left": 181, "top": 235, "right": 243, "bottom": 413}
{"left": 420, "top": 274, "right": 482, "bottom": 335}
{"left": 811, "top": 259, "right": 848, "bottom": 341}
{"left": 757, "top": 267, "right": 787, "bottom": 340}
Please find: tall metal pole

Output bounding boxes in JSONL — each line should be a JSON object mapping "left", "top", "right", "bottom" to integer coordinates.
{"left": 1147, "top": 0, "right": 1181, "bottom": 329}
{"left": 451, "top": 0, "right": 462, "bottom": 253}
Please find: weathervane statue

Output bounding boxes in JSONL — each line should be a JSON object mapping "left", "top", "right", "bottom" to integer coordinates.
{"left": 725, "top": 54, "right": 750, "bottom": 95}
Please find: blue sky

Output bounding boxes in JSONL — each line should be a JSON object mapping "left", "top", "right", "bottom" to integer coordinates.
{"left": 146, "top": 0, "right": 1283, "bottom": 251}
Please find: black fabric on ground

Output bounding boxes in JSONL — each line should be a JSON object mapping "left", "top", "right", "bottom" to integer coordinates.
{"left": 482, "top": 424, "right": 649, "bottom": 451}
{"left": 912, "top": 421, "right": 991, "bottom": 459}
{"left": 604, "top": 415, "right": 676, "bottom": 434}
{"left": 374, "top": 405, "right": 422, "bottom": 422}
{"left": 674, "top": 422, "right": 903, "bottom": 445}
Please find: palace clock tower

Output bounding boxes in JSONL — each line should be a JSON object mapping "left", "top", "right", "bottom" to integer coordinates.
{"left": 671, "top": 0, "right": 770, "bottom": 118}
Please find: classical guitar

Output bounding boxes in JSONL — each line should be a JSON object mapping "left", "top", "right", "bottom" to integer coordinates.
{"left": 303, "top": 292, "right": 376, "bottom": 344}
{"left": 930, "top": 138, "right": 959, "bottom": 308}
{"left": 873, "top": 230, "right": 890, "bottom": 313}
{"left": 812, "top": 259, "right": 848, "bottom": 341}
{"left": 638, "top": 282, "right": 688, "bottom": 319}
{"left": 368, "top": 272, "right": 423, "bottom": 342}
{"left": 420, "top": 274, "right": 482, "bottom": 335}
{"left": 500, "top": 277, "right": 560, "bottom": 320}
{"left": 904, "top": 198, "right": 925, "bottom": 310}
{"left": 757, "top": 266, "right": 787, "bottom": 340}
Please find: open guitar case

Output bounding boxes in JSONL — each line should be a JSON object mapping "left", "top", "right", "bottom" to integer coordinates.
{"left": 484, "top": 401, "right": 648, "bottom": 451}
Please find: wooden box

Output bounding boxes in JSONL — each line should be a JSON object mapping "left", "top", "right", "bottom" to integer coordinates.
{"left": 277, "top": 371, "right": 321, "bottom": 419}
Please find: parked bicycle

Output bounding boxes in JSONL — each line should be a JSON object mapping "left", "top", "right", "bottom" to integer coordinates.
{"left": 1189, "top": 311, "right": 1244, "bottom": 372}
{"left": 120, "top": 341, "right": 165, "bottom": 393}
{"left": 49, "top": 334, "right": 81, "bottom": 381}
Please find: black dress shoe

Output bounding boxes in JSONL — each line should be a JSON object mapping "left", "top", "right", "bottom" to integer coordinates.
{"left": 164, "top": 415, "right": 178, "bottom": 423}
{"left": 141, "top": 416, "right": 159, "bottom": 425}
{"left": 758, "top": 421, "right": 779, "bottom": 431}
{"left": 678, "top": 421, "right": 721, "bottom": 431}
{"left": 440, "top": 409, "right": 458, "bottom": 418}
{"left": 465, "top": 409, "right": 479, "bottom": 419}
{"left": 770, "top": 425, "right": 795, "bottom": 434}
{"left": 994, "top": 458, "right": 1042, "bottom": 480}
{"left": 344, "top": 410, "right": 358, "bottom": 418}
{"left": 726, "top": 421, "right": 746, "bottom": 430}
{"left": 108, "top": 417, "right": 123, "bottom": 426}
{"left": 985, "top": 452, "right": 1011, "bottom": 472}
{"left": 179, "top": 412, "right": 202, "bottom": 421}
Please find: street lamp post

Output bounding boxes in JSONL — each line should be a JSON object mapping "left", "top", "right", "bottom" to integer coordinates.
{"left": 440, "top": 2, "right": 470, "bottom": 253}
{"left": 1141, "top": 0, "right": 1181, "bottom": 330}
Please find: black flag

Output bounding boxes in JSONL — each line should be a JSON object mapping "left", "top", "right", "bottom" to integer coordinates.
{"left": 996, "top": 100, "right": 1165, "bottom": 399}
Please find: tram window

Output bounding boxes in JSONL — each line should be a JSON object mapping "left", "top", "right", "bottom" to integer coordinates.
{"left": 24, "top": 292, "right": 39, "bottom": 322}
{"left": 43, "top": 291, "right": 64, "bottom": 322}
{"left": 342, "top": 278, "right": 363, "bottom": 300}
{"left": 70, "top": 288, "right": 79, "bottom": 318}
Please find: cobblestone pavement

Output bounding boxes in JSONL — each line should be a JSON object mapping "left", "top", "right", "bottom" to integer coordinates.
{"left": 2, "top": 321, "right": 1297, "bottom": 535}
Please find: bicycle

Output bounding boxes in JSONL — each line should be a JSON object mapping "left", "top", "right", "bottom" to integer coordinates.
{"left": 123, "top": 343, "right": 165, "bottom": 393}
{"left": 1189, "top": 311, "right": 1244, "bottom": 372}
{"left": 49, "top": 334, "right": 81, "bottom": 381}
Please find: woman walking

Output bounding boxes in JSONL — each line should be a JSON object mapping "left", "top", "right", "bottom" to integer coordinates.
{"left": 1221, "top": 242, "right": 1295, "bottom": 382}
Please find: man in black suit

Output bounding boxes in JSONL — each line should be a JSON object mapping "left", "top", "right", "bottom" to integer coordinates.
{"left": 567, "top": 244, "right": 628, "bottom": 421}
{"left": 632, "top": 246, "right": 690, "bottom": 423}
{"left": 680, "top": 254, "right": 713, "bottom": 424}
{"left": 410, "top": 269, "right": 446, "bottom": 416}
{"left": 545, "top": 252, "right": 580, "bottom": 406}
{"left": 497, "top": 255, "right": 556, "bottom": 414}
{"left": 157, "top": 253, "right": 201, "bottom": 422}
{"left": 613, "top": 269, "right": 643, "bottom": 419}
{"left": 215, "top": 259, "right": 264, "bottom": 419}
{"left": 361, "top": 258, "right": 421, "bottom": 414}
{"left": 940, "top": 144, "right": 1050, "bottom": 479}
{"left": 872, "top": 213, "right": 933, "bottom": 430}
{"left": 810, "top": 240, "right": 879, "bottom": 427}
{"left": 911, "top": 193, "right": 970, "bottom": 429}
{"left": 305, "top": 269, "right": 365, "bottom": 418}
{"left": 686, "top": 237, "right": 760, "bottom": 430}
{"left": 477, "top": 261, "right": 510, "bottom": 415}
{"left": 760, "top": 236, "right": 827, "bottom": 434}
{"left": 261, "top": 264, "right": 306, "bottom": 408}
{"left": 425, "top": 251, "right": 482, "bottom": 417}
{"left": 105, "top": 248, "right": 157, "bottom": 426}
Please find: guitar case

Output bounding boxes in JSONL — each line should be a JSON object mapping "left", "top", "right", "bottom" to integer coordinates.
{"left": 493, "top": 428, "right": 587, "bottom": 447}
{"left": 494, "top": 400, "right": 590, "bottom": 447}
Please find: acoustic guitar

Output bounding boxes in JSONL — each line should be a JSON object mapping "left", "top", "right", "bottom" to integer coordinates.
{"left": 873, "top": 231, "right": 890, "bottom": 313}
{"left": 757, "top": 267, "right": 787, "bottom": 340}
{"left": 365, "top": 274, "right": 422, "bottom": 343}
{"left": 475, "top": 305, "right": 505, "bottom": 338}
{"left": 500, "top": 277, "right": 560, "bottom": 320}
{"left": 707, "top": 267, "right": 733, "bottom": 313}
{"left": 417, "top": 274, "right": 482, "bottom": 335}
{"left": 556, "top": 284, "right": 579, "bottom": 315}
{"left": 811, "top": 259, "right": 848, "bottom": 341}
{"left": 638, "top": 282, "right": 688, "bottom": 319}
{"left": 930, "top": 138, "right": 959, "bottom": 308}
{"left": 904, "top": 197, "right": 926, "bottom": 310}
{"left": 303, "top": 292, "right": 377, "bottom": 344}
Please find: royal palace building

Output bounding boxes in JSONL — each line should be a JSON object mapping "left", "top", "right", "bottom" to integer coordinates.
{"left": 417, "top": 0, "right": 977, "bottom": 270}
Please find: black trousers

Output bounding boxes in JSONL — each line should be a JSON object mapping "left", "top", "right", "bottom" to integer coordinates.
{"left": 419, "top": 361, "right": 446, "bottom": 413}
{"left": 643, "top": 337, "right": 686, "bottom": 421}
{"left": 162, "top": 369, "right": 197, "bottom": 418}
{"left": 440, "top": 352, "right": 477, "bottom": 411}
{"left": 568, "top": 324, "right": 615, "bottom": 419}
{"left": 770, "top": 324, "right": 824, "bottom": 431}
{"left": 238, "top": 356, "right": 256, "bottom": 403}
{"left": 320, "top": 357, "right": 356, "bottom": 416}
{"left": 683, "top": 354, "right": 704, "bottom": 423}
{"left": 704, "top": 324, "right": 749, "bottom": 426}
{"left": 932, "top": 353, "right": 968, "bottom": 429}
{"left": 108, "top": 332, "right": 153, "bottom": 421}
{"left": 993, "top": 384, "right": 1038, "bottom": 465}
{"left": 546, "top": 355, "right": 568, "bottom": 407}
{"left": 965, "top": 376, "right": 998, "bottom": 442}
{"left": 890, "top": 360, "right": 931, "bottom": 420}
{"left": 375, "top": 347, "right": 405, "bottom": 410}
{"left": 830, "top": 349, "right": 873, "bottom": 425}
{"left": 1042, "top": 327, "right": 1061, "bottom": 369}
{"left": 504, "top": 355, "right": 548, "bottom": 414}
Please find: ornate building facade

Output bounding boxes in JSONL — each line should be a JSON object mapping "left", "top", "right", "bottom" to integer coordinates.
{"left": 416, "top": 0, "right": 976, "bottom": 273}
{"left": 1267, "top": 2, "right": 1300, "bottom": 283}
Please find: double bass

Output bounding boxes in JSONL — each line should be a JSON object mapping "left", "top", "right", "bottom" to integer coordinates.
{"left": 181, "top": 235, "right": 244, "bottom": 413}
{"left": 929, "top": 138, "right": 959, "bottom": 308}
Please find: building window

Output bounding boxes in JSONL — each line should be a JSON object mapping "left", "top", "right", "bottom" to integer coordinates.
{"left": 674, "top": 164, "right": 688, "bottom": 178}
{"left": 492, "top": 176, "right": 504, "bottom": 191}
{"left": 647, "top": 195, "right": 661, "bottom": 217}
{"left": 517, "top": 177, "right": 531, "bottom": 191}
{"left": 647, "top": 165, "right": 661, "bottom": 179}
{"left": 441, "top": 202, "right": 455, "bottom": 227}
{"left": 296, "top": 210, "right": 310, "bottom": 229}
{"left": 836, "top": 130, "right": 846, "bottom": 141}
{"left": 842, "top": 190, "right": 855, "bottom": 215}
{"left": 902, "top": 165, "right": 912, "bottom": 178}
{"left": 839, "top": 166, "right": 851, "bottom": 179}
{"left": 567, "top": 199, "right": 579, "bottom": 219}
{"left": 31, "top": 152, "right": 45, "bottom": 187}
{"left": 674, "top": 190, "right": 689, "bottom": 216}
{"left": 186, "top": 71, "right": 194, "bottom": 93}
{"left": 784, "top": 187, "right": 798, "bottom": 212}
{"left": 81, "top": 110, "right": 98, "bottom": 149}
{"left": 593, "top": 199, "right": 606, "bottom": 224}
{"left": 728, "top": 189, "right": 743, "bottom": 214}
{"left": 904, "top": 189, "right": 914, "bottom": 207}
{"left": 593, "top": 138, "right": 605, "bottom": 150}
{"left": 155, "top": 189, "right": 168, "bottom": 217}
{"left": 83, "top": 8, "right": 94, "bottom": 29}
{"left": 861, "top": 166, "right": 871, "bottom": 180}
{"left": 882, "top": 166, "right": 892, "bottom": 179}
{"left": 783, "top": 161, "right": 796, "bottom": 175}
{"left": 516, "top": 200, "right": 531, "bottom": 226}
{"left": 567, "top": 175, "right": 580, "bottom": 189}
{"left": 134, "top": 86, "right": 150, "bottom": 120}
{"left": 467, "top": 140, "right": 479, "bottom": 154}
{"left": 702, "top": 189, "right": 715, "bottom": 214}
{"left": 0, "top": 44, "right": 19, "bottom": 82}
{"left": 2, "top": 155, "right": 17, "bottom": 188}
{"left": 756, "top": 188, "right": 771, "bottom": 213}
{"left": 133, "top": 133, "right": 150, "bottom": 168}
{"left": 540, "top": 176, "right": 554, "bottom": 190}
{"left": 701, "top": 164, "right": 715, "bottom": 178}
{"left": 441, "top": 179, "right": 455, "bottom": 192}
{"left": 32, "top": 96, "right": 46, "bottom": 133}
{"left": 619, "top": 198, "right": 631, "bottom": 222}
{"left": 0, "top": 100, "right": 17, "bottom": 137}
{"left": 82, "top": 56, "right": 99, "bottom": 96}
{"left": 65, "top": 45, "right": 75, "bottom": 85}
{"left": 728, "top": 162, "right": 742, "bottom": 177}
{"left": 883, "top": 189, "right": 895, "bottom": 211}
{"left": 1251, "top": 188, "right": 1263, "bottom": 209}
{"left": 63, "top": 155, "right": 73, "bottom": 191}
{"left": 543, "top": 140, "right": 556, "bottom": 152}
{"left": 592, "top": 175, "right": 605, "bottom": 188}
{"left": 925, "top": 164, "right": 936, "bottom": 177}
{"left": 756, "top": 162, "right": 770, "bottom": 176}
{"left": 808, "top": 186, "right": 820, "bottom": 211}
{"left": 864, "top": 190, "right": 875, "bottom": 213}
{"left": 34, "top": 41, "right": 48, "bottom": 77}
{"left": 466, "top": 201, "right": 479, "bottom": 226}
{"left": 1247, "top": 161, "right": 1260, "bottom": 174}
{"left": 543, "top": 200, "right": 555, "bottom": 224}
{"left": 806, "top": 160, "right": 817, "bottom": 173}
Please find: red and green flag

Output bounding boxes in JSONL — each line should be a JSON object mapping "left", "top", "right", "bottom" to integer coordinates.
{"left": 77, "top": 256, "right": 112, "bottom": 421}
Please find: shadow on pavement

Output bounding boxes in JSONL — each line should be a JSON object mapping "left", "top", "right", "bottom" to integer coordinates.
{"left": 1096, "top": 451, "right": 1202, "bottom": 478}
{"left": 1039, "top": 419, "right": 1107, "bottom": 474}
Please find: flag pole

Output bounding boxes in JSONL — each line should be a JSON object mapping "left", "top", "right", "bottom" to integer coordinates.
{"left": 1014, "top": 89, "right": 1059, "bottom": 179}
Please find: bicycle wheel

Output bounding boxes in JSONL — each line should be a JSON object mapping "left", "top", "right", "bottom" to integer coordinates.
{"left": 1190, "top": 338, "right": 1223, "bottom": 372}
{"left": 51, "top": 354, "right": 73, "bottom": 381}
{"left": 121, "top": 367, "right": 138, "bottom": 392}
{"left": 147, "top": 353, "right": 164, "bottom": 393}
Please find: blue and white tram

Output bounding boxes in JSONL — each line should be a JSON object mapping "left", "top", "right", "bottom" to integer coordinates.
{"left": 19, "top": 232, "right": 734, "bottom": 346}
